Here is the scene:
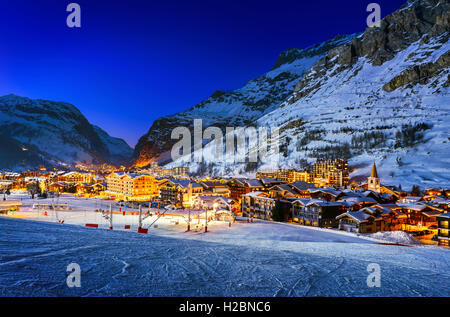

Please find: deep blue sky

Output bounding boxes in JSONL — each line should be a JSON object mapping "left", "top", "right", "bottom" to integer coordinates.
{"left": 0, "top": 0, "right": 406, "bottom": 147}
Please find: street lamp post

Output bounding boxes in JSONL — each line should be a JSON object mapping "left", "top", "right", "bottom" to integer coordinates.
{"left": 187, "top": 208, "right": 191, "bottom": 231}
{"left": 205, "top": 208, "right": 208, "bottom": 233}
{"left": 109, "top": 202, "right": 113, "bottom": 230}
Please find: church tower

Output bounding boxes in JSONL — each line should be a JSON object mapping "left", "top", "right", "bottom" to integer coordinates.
{"left": 367, "top": 162, "right": 381, "bottom": 193}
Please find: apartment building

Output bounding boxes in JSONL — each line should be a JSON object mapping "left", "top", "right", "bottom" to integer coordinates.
{"left": 313, "top": 159, "right": 349, "bottom": 187}
{"left": 106, "top": 172, "right": 159, "bottom": 200}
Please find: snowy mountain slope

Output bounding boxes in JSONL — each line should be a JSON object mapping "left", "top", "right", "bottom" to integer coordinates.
{"left": 133, "top": 34, "right": 356, "bottom": 167}
{"left": 255, "top": 0, "right": 450, "bottom": 188}
{"left": 92, "top": 125, "right": 133, "bottom": 163}
{"left": 0, "top": 94, "right": 133, "bottom": 169}
{"left": 168, "top": 0, "right": 450, "bottom": 189}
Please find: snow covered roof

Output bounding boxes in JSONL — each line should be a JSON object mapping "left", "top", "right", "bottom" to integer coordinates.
{"left": 165, "top": 179, "right": 194, "bottom": 188}
{"left": 437, "top": 213, "right": 450, "bottom": 219}
{"left": 228, "top": 178, "right": 247, "bottom": 186}
{"left": 338, "top": 196, "right": 378, "bottom": 204}
{"left": 289, "top": 181, "right": 316, "bottom": 191}
{"left": 309, "top": 188, "right": 343, "bottom": 196}
{"left": 270, "top": 184, "right": 298, "bottom": 196}
{"left": 396, "top": 203, "right": 430, "bottom": 211}
{"left": 244, "top": 191, "right": 271, "bottom": 199}
{"left": 402, "top": 196, "right": 422, "bottom": 201}
{"left": 244, "top": 179, "right": 263, "bottom": 188}
{"left": 360, "top": 207, "right": 378, "bottom": 215}
{"left": 421, "top": 210, "right": 442, "bottom": 217}
{"left": 307, "top": 200, "right": 342, "bottom": 208}
{"left": 195, "top": 196, "right": 227, "bottom": 202}
{"left": 429, "top": 198, "right": 450, "bottom": 205}
{"left": 260, "top": 178, "right": 283, "bottom": 185}
{"left": 292, "top": 199, "right": 308, "bottom": 206}
{"left": 200, "top": 181, "right": 224, "bottom": 188}
{"left": 337, "top": 211, "right": 372, "bottom": 223}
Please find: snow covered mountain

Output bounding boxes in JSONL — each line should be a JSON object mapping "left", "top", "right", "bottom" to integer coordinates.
{"left": 161, "top": 0, "right": 450, "bottom": 189}
{"left": 0, "top": 94, "right": 133, "bottom": 169}
{"left": 133, "top": 34, "right": 357, "bottom": 166}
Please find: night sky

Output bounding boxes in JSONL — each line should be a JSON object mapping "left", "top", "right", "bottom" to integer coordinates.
{"left": 0, "top": 0, "right": 406, "bottom": 147}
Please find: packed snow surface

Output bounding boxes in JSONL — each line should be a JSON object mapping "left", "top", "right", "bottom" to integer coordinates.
{"left": 1, "top": 194, "right": 450, "bottom": 297}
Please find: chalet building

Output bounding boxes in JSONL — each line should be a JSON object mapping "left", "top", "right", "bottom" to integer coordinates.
{"left": 59, "top": 172, "right": 93, "bottom": 184}
{"left": 423, "top": 194, "right": 444, "bottom": 202}
{"left": 309, "top": 188, "right": 345, "bottom": 201}
{"left": 400, "top": 196, "right": 422, "bottom": 203}
{"left": 269, "top": 181, "right": 317, "bottom": 200}
{"left": 336, "top": 201, "right": 417, "bottom": 234}
{"left": 396, "top": 203, "right": 443, "bottom": 227}
{"left": 291, "top": 199, "right": 343, "bottom": 228}
{"left": 75, "top": 182, "right": 106, "bottom": 195}
{"left": 192, "top": 196, "right": 234, "bottom": 212}
{"left": 48, "top": 182, "right": 70, "bottom": 193}
{"left": 106, "top": 172, "right": 159, "bottom": 201}
{"left": 268, "top": 184, "right": 300, "bottom": 200}
{"left": 338, "top": 195, "right": 378, "bottom": 211}
{"left": 242, "top": 191, "right": 282, "bottom": 220}
{"left": 159, "top": 180, "right": 203, "bottom": 207}
{"left": 362, "top": 190, "right": 398, "bottom": 204}
{"left": 260, "top": 178, "right": 285, "bottom": 189}
{"left": 227, "top": 178, "right": 264, "bottom": 203}
{"left": 380, "top": 185, "right": 404, "bottom": 198}
{"left": 200, "top": 181, "right": 231, "bottom": 197}
{"left": 437, "top": 213, "right": 450, "bottom": 247}
{"left": 360, "top": 206, "right": 407, "bottom": 232}
{"left": 288, "top": 181, "right": 316, "bottom": 198}
{"left": 336, "top": 211, "right": 374, "bottom": 233}
{"left": 423, "top": 188, "right": 445, "bottom": 197}
{"left": 428, "top": 198, "right": 450, "bottom": 211}
{"left": 226, "top": 178, "right": 245, "bottom": 202}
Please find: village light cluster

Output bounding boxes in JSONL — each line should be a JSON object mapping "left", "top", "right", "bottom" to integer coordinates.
{"left": 1, "top": 157, "right": 449, "bottom": 246}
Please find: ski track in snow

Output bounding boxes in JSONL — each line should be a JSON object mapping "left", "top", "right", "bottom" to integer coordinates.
{"left": 0, "top": 194, "right": 448, "bottom": 297}
{"left": 1, "top": 214, "right": 450, "bottom": 297}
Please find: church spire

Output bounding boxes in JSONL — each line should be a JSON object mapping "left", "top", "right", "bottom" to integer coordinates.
{"left": 370, "top": 162, "right": 379, "bottom": 178}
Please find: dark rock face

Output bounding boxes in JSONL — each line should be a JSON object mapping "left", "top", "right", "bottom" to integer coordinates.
{"left": 383, "top": 50, "right": 450, "bottom": 91}
{"left": 291, "top": 0, "right": 449, "bottom": 104}
{"left": 0, "top": 94, "right": 133, "bottom": 169}
{"left": 133, "top": 34, "right": 356, "bottom": 167}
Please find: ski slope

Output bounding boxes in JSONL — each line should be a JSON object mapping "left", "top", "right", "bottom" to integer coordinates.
{"left": 1, "top": 211, "right": 450, "bottom": 296}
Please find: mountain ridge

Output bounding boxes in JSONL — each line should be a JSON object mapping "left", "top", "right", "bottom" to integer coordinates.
{"left": 0, "top": 94, "right": 133, "bottom": 169}
{"left": 162, "top": 0, "right": 449, "bottom": 188}
{"left": 133, "top": 33, "right": 357, "bottom": 167}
